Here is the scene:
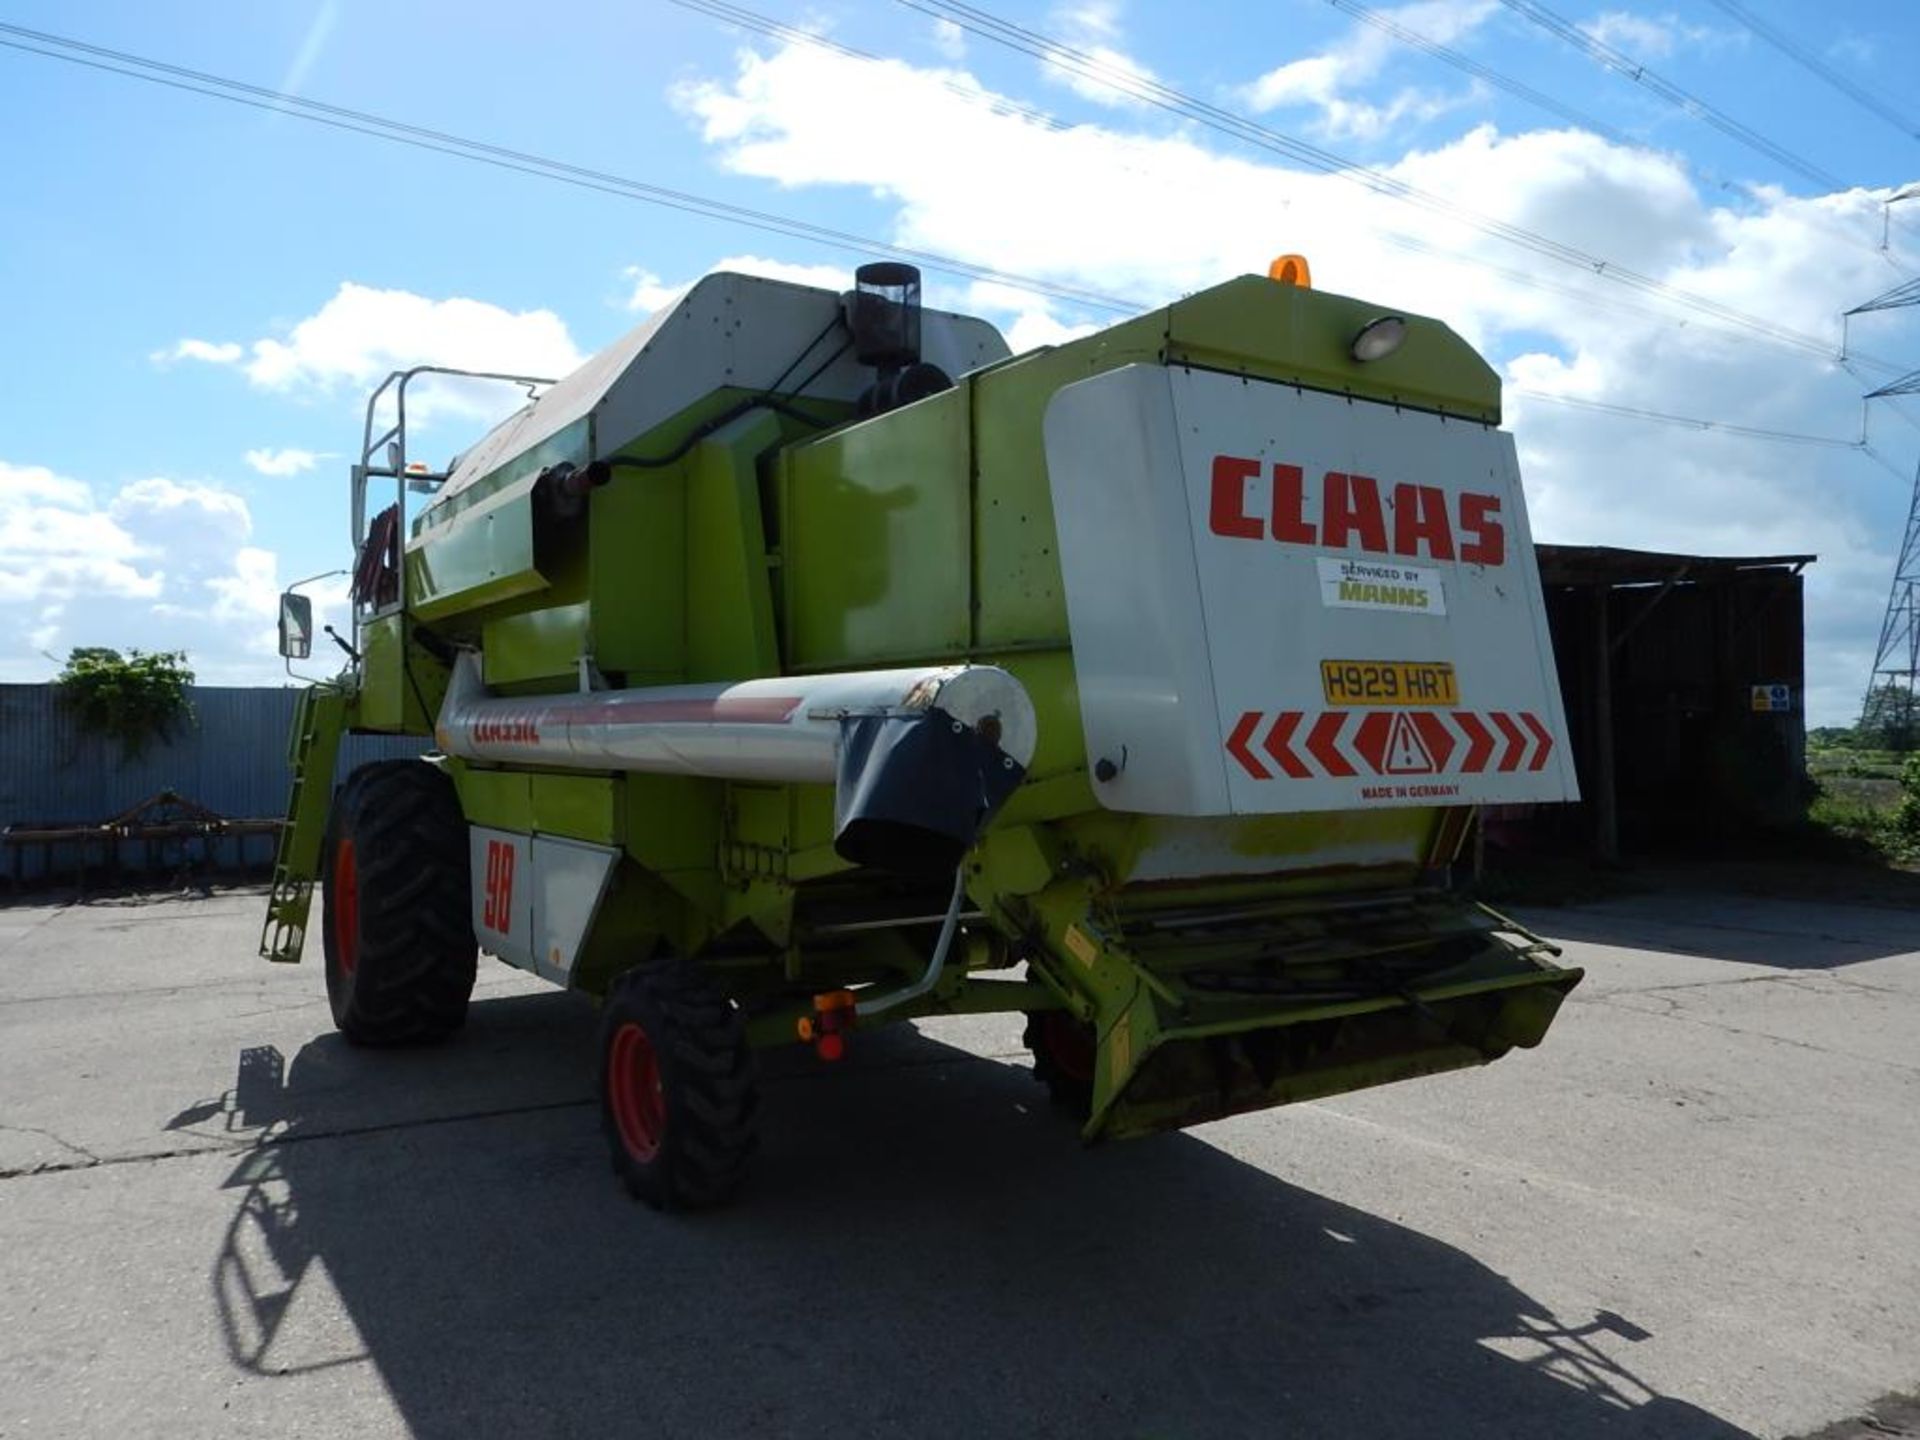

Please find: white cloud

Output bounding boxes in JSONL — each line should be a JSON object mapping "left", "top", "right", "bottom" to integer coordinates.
{"left": 169, "top": 283, "right": 584, "bottom": 428}
{"left": 622, "top": 267, "right": 684, "bottom": 315}
{"left": 1041, "top": 1, "right": 1159, "bottom": 108}
{"left": 0, "top": 462, "right": 157, "bottom": 605}
{"left": 676, "top": 38, "right": 1920, "bottom": 723}
{"left": 207, "top": 546, "right": 281, "bottom": 626}
{"left": 244, "top": 447, "right": 324, "bottom": 476}
{"left": 931, "top": 17, "right": 966, "bottom": 60}
{"left": 0, "top": 462, "right": 297, "bottom": 684}
{"left": 1005, "top": 309, "right": 1101, "bottom": 352}
{"left": 623, "top": 253, "right": 851, "bottom": 312}
{"left": 153, "top": 338, "right": 243, "bottom": 366}
{"left": 1579, "top": 10, "right": 1716, "bottom": 60}
{"left": 1241, "top": 0, "right": 1494, "bottom": 139}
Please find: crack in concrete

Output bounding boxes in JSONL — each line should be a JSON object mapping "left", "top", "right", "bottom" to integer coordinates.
{"left": 1600, "top": 971, "right": 1918, "bottom": 1002}
{"left": 0, "top": 1122, "right": 101, "bottom": 1168}
{"left": 1578, "top": 992, "right": 1920, "bottom": 1078}
{"left": 0, "top": 904, "right": 74, "bottom": 959}
{"left": 0, "top": 1047, "right": 1039, "bottom": 1184}
{"left": 0, "top": 977, "right": 312, "bottom": 1010}
{"left": 1557, "top": 906, "right": 1920, "bottom": 952}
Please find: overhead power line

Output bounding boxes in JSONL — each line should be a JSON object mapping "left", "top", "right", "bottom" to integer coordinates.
{"left": 1700, "top": 0, "right": 1920, "bottom": 144}
{"left": 669, "top": 0, "right": 1074, "bottom": 135}
{"left": 1322, "top": 0, "right": 1894, "bottom": 271}
{"left": 0, "top": 19, "right": 1890, "bottom": 458}
{"left": 1323, "top": 0, "right": 1641, "bottom": 152}
{"left": 694, "top": 0, "right": 1890, "bottom": 359}
{"left": 1867, "top": 371, "right": 1920, "bottom": 401}
{"left": 1848, "top": 278, "right": 1920, "bottom": 317}
{"left": 898, "top": 0, "right": 1898, "bottom": 376}
{"left": 1491, "top": 0, "right": 1845, "bottom": 192}
{"left": 0, "top": 22, "right": 1141, "bottom": 318}
{"left": 1512, "top": 388, "right": 1865, "bottom": 449}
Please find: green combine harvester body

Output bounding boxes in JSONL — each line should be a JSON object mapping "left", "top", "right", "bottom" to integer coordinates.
{"left": 263, "top": 261, "right": 1582, "bottom": 1207}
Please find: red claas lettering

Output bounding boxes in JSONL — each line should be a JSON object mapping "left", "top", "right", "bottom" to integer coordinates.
{"left": 1458, "top": 491, "right": 1505, "bottom": 566}
{"left": 1205, "top": 453, "right": 1503, "bottom": 565}
{"left": 1208, "top": 455, "right": 1264, "bottom": 539}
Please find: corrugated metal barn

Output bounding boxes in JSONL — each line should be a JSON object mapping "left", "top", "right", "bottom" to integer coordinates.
{"left": 1524, "top": 546, "right": 1812, "bottom": 861}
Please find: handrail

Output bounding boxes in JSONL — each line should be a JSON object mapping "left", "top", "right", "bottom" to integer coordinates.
{"left": 349, "top": 365, "right": 555, "bottom": 651}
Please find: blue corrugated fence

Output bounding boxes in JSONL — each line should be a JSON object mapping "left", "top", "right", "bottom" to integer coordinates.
{"left": 0, "top": 684, "right": 425, "bottom": 885}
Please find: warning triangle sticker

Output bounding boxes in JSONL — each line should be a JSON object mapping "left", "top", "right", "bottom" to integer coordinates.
{"left": 1384, "top": 713, "right": 1436, "bottom": 774}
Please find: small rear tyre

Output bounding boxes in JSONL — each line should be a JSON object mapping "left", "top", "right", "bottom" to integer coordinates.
{"left": 599, "top": 959, "right": 758, "bottom": 1211}
{"left": 1023, "top": 1010, "right": 1096, "bottom": 1119}
{"left": 321, "top": 760, "right": 477, "bottom": 1045}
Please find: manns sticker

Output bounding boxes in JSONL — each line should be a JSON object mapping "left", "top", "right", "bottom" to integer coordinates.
{"left": 1317, "top": 557, "right": 1446, "bottom": 616}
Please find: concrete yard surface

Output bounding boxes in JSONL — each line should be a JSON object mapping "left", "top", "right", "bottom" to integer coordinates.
{"left": 1, "top": 878, "right": 1916, "bottom": 1438}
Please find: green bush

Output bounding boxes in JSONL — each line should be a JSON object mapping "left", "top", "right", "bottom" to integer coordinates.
{"left": 1895, "top": 754, "right": 1920, "bottom": 844}
{"left": 54, "top": 647, "right": 195, "bottom": 759}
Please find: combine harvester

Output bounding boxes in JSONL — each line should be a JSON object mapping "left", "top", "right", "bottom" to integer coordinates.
{"left": 263, "top": 256, "right": 1581, "bottom": 1210}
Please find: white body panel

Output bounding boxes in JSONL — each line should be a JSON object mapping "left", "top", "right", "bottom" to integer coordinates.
{"left": 436, "top": 653, "right": 1036, "bottom": 782}
{"left": 1044, "top": 365, "right": 1578, "bottom": 815}
{"left": 530, "top": 835, "right": 620, "bottom": 984}
{"left": 469, "top": 826, "right": 619, "bottom": 984}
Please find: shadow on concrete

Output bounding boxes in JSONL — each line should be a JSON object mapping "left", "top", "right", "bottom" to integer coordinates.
{"left": 1529, "top": 890, "right": 1920, "bottom": 970}
{"left": 188, "top": 993, "right": 1754, "bottom": 1439}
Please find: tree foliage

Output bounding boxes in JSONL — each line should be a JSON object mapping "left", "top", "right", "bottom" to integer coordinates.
{"left": 54, "top": 647, "right": 195, "bottom": 758}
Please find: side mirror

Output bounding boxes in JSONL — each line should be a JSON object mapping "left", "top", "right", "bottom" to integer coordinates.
{"left": 277, "top": 592, "right": 313, "bottom": 660}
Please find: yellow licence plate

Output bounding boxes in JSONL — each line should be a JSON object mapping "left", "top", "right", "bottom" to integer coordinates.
{"left": 1320, "top": 659, "right": 1459, "bottom": 707}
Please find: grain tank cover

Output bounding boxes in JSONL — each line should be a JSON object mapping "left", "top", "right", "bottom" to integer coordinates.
{"left": 420, "top": 272, "right": 1011, "bottom": 529}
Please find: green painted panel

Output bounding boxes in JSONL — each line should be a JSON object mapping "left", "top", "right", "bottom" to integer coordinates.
{"left": 359, "top": 613, "right": 407, "bottom": 731}
{"left": 685, "top": 413, "right": 782, "bottom": 682}
{"left": 782, "top": 387, "right": 972, "bottom": 669}
{"left": 970, "top": 328, "right": 1158, "bottom": 648}
{"left": 531, "top": 773, "right": 622, "bottom": 844}
{"left": 356, "top": 615, "right": 447, "bottom": 733}
{"left": 1164, "top": 277, "right": 1501, "bottom": 422}
{"left": 453, "top": 765, "right": 533, "bottom": 832}
{"left": 448, "top": 767, "right": 621, "bottom": 843}
{"left": 407, "top": 473, "right": 549, "bottom": 622}
{"left": 415, "top": 417, "right": 590, "bottom": 532}
{"left": 589, "top": 463, "right": 686, "bottom": 684}
{"left": 483, "top": 603, "right": 590, "bottom": 688}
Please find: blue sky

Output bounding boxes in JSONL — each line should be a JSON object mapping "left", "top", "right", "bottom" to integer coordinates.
{"left": 2, "top": 0, "right": 1918, "bottom": 722}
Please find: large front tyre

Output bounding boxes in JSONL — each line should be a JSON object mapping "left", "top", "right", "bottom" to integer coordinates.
{"left": 320, "top": 760, "right": 477, "bottom": 1045}
{"left": 599, "top": 960, "right": 758, "bottom": 1211}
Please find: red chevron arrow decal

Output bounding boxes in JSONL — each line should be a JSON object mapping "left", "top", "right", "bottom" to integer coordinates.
{"left": 1455, "top": 711, "right": 1494, "bottom": 773}
{"left": 1352, "top": 712, "right": 1392, "bottom": 774}
{"left": 1491, "top": 711, "right": 1528, "bottom": 773}
{"left": 1226, "top": 710, "right": 1270, "bottom": 780}
{"left": 1520, "top": 711, "right": 1554, "bottom": 772}
{"left": 1410, "top": 711, "right": 1457, "bottom": 773}
{"left": 1306, "top": 712, "right": 1356, "bottom": 776}
{"left": 1262, "top": 711, "right": 1311, "bottom": 779}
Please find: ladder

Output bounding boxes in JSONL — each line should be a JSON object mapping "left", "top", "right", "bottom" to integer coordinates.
{"left": 259, "top": 685, "right": 351, "bottom": 963}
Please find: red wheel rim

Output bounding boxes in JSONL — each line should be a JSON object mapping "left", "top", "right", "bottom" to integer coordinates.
{"left": 608, "top": 1021, "right": 665, "bottom": 1163}
{"left": 1042, "top": 1012, "right": 1096, "bottom": 1083}
{"left": 333, "top": 838, "right": 360, "bottom": 977}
